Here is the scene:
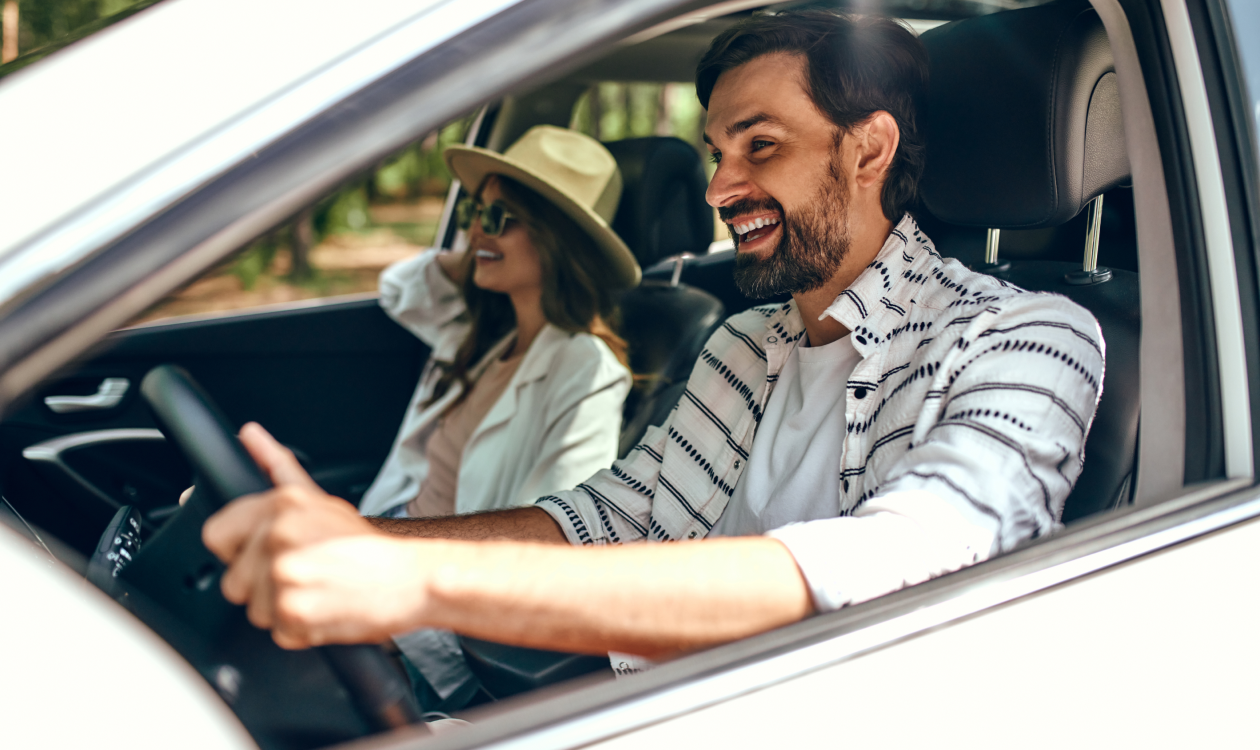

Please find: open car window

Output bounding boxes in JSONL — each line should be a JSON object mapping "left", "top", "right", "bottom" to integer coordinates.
{"left": 136, "top": 114, "right": 474, "bottom": 324}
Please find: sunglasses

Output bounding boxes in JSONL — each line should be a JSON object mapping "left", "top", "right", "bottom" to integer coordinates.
{"left": 455, "top": 197, "right": 517, "bottom": 237}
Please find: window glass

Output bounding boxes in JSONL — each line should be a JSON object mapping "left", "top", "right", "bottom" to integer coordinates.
{"left": 135, "top": 114, "right": 475, "bottom": 324}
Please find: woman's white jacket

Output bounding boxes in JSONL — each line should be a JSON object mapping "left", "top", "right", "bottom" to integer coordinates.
{"left": 358, "top": 249, "right": 632, "bottom": 517}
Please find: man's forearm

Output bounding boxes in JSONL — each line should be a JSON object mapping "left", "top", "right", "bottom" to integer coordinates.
{"left": 367, "top": 505, "right": 569, "bottom": 545}
{"left": 406, "top": 536, "right": 814, "bottom": 659}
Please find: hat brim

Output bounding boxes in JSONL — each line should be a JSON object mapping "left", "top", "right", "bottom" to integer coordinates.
{"left": 444, "top": 144, "right": 641, "bottom": 288}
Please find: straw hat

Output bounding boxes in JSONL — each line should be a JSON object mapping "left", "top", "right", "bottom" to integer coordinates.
{"left": 444, "top": 125, "right": 641, "bottom": 288}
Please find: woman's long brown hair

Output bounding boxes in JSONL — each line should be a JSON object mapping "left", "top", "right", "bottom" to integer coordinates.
{"left": 427, "top": 175, "right": 630, "bottom": 410}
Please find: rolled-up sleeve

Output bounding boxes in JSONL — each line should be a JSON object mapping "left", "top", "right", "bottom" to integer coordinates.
{"left": 379, "top": 248, "right": 470, "bottom": 360}
{"left": 876, "top": 295, "right": 1105, "bottom": 552}
{"left": 768, "top": 489, "right": 994, "bottom": 611}
{"left": 772, "top": 294, "right": 1104, "bottom": 611}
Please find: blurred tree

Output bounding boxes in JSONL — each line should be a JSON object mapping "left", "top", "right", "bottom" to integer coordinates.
{"left": 2, "top": 1, "right": 17, "bottom": 63}
{"left": 289, "top": 207, "right": 315, "bottom": 281}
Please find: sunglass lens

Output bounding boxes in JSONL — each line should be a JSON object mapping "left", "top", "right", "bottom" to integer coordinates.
{"left": 482, "top": 203, "right": 508, "bottom": 237}
{"left": 455, "top": 197, "right": 476, "bottom": 230}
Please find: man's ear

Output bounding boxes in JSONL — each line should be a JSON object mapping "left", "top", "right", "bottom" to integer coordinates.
{"left": 853, "top": 111, "right": 900, "bottom": 190}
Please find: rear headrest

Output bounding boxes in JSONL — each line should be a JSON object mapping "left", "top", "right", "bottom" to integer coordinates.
{"left": 604, "top": 137, "right": 712, "bottom": 268}
{"left": 919, "top": 0, "right": 1129, "bottom": 229}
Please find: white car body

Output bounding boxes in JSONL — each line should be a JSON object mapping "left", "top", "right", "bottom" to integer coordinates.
{"left": 1, "top": 0, "right": 1256, "bottom": 747}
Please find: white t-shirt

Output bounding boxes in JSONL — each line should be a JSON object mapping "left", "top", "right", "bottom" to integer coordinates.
{"left": 710, "top": 333, "right": 862, "bottom": 536}
{"left": 710, "top": 333, "right": 996, "bottom": 612}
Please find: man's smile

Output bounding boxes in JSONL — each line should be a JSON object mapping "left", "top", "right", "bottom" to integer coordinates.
{"left": 727, "top": 213, "right": 782, "bottom": 250}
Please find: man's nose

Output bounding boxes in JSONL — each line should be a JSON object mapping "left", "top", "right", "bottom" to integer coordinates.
{"left": 705, "top": 160, "right": 750, "bottom": 209}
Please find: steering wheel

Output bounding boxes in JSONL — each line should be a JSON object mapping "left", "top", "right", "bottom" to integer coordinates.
{"left": 109, "top": 365, "right": 425, "bottom": 741}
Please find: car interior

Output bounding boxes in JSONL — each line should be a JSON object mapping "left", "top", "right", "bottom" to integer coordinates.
{"left": 0, "top": 0, "right": 1155, "bottom": 747}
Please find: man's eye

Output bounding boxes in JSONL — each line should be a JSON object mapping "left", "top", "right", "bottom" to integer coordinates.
{"left": 750, "top": 139, "right": 773, "bottom": 152}
{"left": 709, "top": 151, "right": 722, "bottom": 164}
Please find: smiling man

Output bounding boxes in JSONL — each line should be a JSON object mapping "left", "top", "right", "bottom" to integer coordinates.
{"left": 204, "top": 9, "right": 1104, "bottom": 690}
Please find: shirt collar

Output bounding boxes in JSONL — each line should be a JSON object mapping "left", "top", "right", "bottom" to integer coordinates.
{"left": 758, "top": 213, "right": 937, "bottom": 357}
{"left": 819, "top": 212, "right": 934, "bottom": 358}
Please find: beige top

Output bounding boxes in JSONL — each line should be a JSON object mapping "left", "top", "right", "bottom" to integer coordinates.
{"left": 407, "top": 350, "right": 525, "bottom": 518}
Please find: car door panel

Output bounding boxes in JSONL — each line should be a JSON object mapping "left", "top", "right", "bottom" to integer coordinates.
{"left": 0, "top": 296, "right": 427, "bottom": 556}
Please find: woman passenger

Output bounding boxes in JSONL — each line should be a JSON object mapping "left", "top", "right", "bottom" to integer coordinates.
{"left": 356, "top": 126, "right": 638, "bottom": 711}
{"left": 357, "top": 124, "right": 639, "bottom": 526}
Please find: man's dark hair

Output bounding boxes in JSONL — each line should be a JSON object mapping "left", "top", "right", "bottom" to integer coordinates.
{"left": 696, "top": 10, "right": 928, "bottom": 221}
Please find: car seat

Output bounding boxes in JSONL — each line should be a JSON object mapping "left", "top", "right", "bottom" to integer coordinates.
{"left": 919, "top": 0, "right": 1139, "bottom": 523}
{"left": 603, "top": 137, "right": 726, "bottom": 458}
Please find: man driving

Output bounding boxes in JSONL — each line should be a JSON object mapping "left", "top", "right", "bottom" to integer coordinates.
{"left": 205, "top": 8, "right": 1103, "bottom": 676}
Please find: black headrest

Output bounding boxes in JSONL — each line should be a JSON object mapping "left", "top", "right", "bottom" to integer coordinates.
{"left": 919, "top": 0, "right": 1129, "bottom": 229}
{"left": 604, "top": 137, "right": 712, "bottom": 268}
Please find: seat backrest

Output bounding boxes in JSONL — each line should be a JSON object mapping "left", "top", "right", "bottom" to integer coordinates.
{"left": 920, "top": 0, "right": 1139, "bottom": 522}
{"left": 617, "top": 281, "right": 723, "bottom": 456}
{"left": 604, "top": 137, "right": 725, "bottom": 454}
{"left": 604, "top": 136, "right": 713, "bottom": 269}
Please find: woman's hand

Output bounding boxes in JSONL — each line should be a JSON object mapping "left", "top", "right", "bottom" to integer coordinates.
{"left": 203, "top": 423, "right": 431, "bottom": 649}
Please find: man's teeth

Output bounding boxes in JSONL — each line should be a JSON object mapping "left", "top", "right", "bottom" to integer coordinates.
{"left": 475, "top": 249, "right": 504, "bottom": 260}
{"left": 733, "top": 217, "right": 781, "bottom": 236}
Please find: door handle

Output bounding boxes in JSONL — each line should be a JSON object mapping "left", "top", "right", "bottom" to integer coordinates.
{"left": 45, "top": 378, "right": 130, "bottom": 414}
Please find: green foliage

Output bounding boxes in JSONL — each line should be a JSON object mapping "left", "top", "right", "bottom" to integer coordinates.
{"left": 372, "top": 115, "right": 475, "bottom": 200}
{"left": 230, "top": 237, "right": 280, "bottom": 291}
{"left": 320, "top": 184, "right": 372, "bottom": 236}
{"left": 0, "top": 1, "right": 159, "bottom": 77}
{"left": 16, "top": 0, "right": 101, "bottom": 45}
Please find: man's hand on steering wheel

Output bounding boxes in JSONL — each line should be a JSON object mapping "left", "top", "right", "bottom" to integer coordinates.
{"left": 203, "top": 423, "right": 429, "bottom": 650}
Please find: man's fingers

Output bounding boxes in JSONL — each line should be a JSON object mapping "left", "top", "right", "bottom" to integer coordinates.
{"left": 272, "top": 627, "right": 311, "bottom": 651}
{"left": 239, "top": 422, "right": 320, "bottom": 491}
{"left": 244, "top": 571, "right": 277, "bottom": 632}
{"left": 218, "top": 510, "right": 271, "bottom": 607}
{"left": 203, "top": 494, "right": 269, "bottom": 564}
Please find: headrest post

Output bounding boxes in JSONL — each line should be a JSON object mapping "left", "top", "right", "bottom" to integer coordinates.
{"left": 1082, "top": 194, "right": 1104, "bottom": 273}
{"left": 1064, "top": 194, "right": 1113, "bottom": 285}
{"left": 668, "top": 253, "right": 694, "bottom": 287}
{"left": 985, "top": 228, "right": 1001, "bottom": 265}
{"left": 970, "top": 228, "right": 1010, "bottom": 276}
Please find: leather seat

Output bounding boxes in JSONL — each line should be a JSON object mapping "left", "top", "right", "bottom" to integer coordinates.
{"left": 919, "top": 0, "right": 1139, "bottom": 523}
{"left": 604, "top": 137, "right": 726, "bottom": 457}
{"left": 604, "top": 136, "right": 713, "bottom": 270}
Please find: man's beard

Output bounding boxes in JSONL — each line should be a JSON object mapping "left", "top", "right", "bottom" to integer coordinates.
{"left": 723, "top": 158, "right": 850, "bottom": 300}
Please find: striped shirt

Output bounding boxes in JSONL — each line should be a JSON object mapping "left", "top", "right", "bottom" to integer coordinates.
{"left": 536, "top": 213, "right": 1105, "bottom": 604}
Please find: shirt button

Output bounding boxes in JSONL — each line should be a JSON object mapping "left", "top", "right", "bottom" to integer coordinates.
{"left": 734, "top": 459, "right": 741, "bottom": 469}
{"left": 853, "top": 387, "right": 867, "bottom": 399}
{"left": 843, "top": 480, "right": 850, "bottom": 492}
{"left": 767, "top": 336, "right": 778, "bottom": 343}
{"left": 688, "top": 531, "right": 698, "bottom": 539}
